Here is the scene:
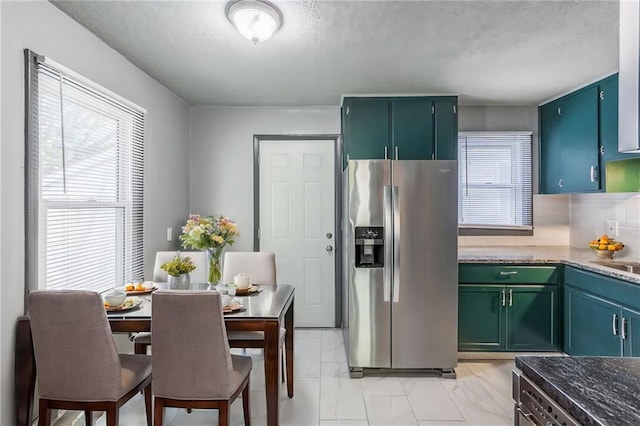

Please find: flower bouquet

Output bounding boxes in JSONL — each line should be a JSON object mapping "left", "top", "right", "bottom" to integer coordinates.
{"left": 160, "top": 252, "right": 196, "bottom": 289}
{"left": 179, "top": 214, "right": 239, "bottom": 285}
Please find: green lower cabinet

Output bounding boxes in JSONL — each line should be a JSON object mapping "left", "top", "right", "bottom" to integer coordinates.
{"left": 564, "top": 286, "right": 621, "bottom": 356}
{"left": 623, "top": 308, "right": 640, "bottom": 357}
{"left": 459, "top": 285, "right": 505, "bottom": 351}
{"left": 507, "top": 286, "right": 558, "bottom": 351}
{"left": 459, "top": 284, "right": 558, "bottom": 351}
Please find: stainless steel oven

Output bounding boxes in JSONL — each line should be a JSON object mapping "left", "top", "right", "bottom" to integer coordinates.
{"left": 512, "top": 370, "right": 581, "bottom": 426}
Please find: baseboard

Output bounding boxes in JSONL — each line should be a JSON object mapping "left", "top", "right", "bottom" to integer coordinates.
{"left": 458, "top": 351, "right": 566, "bottom": 360}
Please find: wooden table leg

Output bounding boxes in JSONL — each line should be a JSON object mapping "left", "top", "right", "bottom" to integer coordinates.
{"left": 264, "top": 320, "right": 280, "bottom": 426}
{"left": 16, "top": 316, "right": 36, "bottom": 426}
{"left": 285, "top": 302, "right": 294, "bottom": 398}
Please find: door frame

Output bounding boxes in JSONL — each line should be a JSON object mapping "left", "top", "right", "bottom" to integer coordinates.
{"left": 253, "top": 134, "right": 343, "bottom": 327}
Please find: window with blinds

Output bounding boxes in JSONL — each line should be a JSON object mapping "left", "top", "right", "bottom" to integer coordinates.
{"left": 458, "top": 132, "right": 532, "bottom": 232}
{"left": 26, "top": 50, "right": 144, "bottom": 292}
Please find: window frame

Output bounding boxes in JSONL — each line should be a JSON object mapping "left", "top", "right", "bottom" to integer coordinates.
{"left": 457, "top": 131, "right": 533, "bottom": 237}
{"left": 25, "top": 49, "right": 145, "bottom": 293}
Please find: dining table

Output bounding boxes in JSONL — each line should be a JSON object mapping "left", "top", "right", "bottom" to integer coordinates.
{"left": 15, "top": 284, "right": 295, "bottom": 426}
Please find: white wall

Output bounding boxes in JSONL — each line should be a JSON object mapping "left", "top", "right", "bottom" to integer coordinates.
{"left": 457, "top": 105, "right": 571, "bottom": 247}
{"left": 189, "top": 107, "right": 341, "bottom": 250}
{"left": 0, "top": 2, "right": 190, "bottom": 423}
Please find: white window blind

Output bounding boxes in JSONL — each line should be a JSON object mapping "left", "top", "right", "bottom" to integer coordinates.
{"left": 458, "top": 132, "right": 532, "bottom": 230}
{"left": 26, "top": 51, "right": 144, "bottom": 292}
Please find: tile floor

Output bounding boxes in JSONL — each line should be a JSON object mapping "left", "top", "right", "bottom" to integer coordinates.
{"left": 63, "top": 329, "right": 516, "bottom": 426}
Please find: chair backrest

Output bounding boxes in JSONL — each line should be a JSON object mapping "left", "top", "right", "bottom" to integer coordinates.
{"left": 153, "top": 251, "right": 208, "bottom": 283}
{"left": 221, "top": 251, "right": 277, "bottom": 285}
{"left": 152, "top": 290, "right": 233, "bottom": 399}
{"left": 28, "top": 290, "right": 122, "bottom": 401}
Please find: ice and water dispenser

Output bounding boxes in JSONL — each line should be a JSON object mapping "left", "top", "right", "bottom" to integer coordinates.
{"left": 354, "top": 226, "right": 384, "bottom": 268}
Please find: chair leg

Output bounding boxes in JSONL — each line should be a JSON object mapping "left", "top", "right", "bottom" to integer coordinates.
{"left": 144, "top": 382, "right": 153, "bottom": 426}
{"left": 154, "top": 397, "right": 164, "bottom": 426}
{"left": 218, "top": 402, "right": 230, "bottom": 426}
{"left": 106, "top": 403, "right": 118, "bottom": 426}
{"left": 242, "top": 378, "right": 251, "bottom": 426}
{"left": 134, "top": 342, "right": 149, "bottom": 355}
{"left": 38, "top": 399, "right": 51, "bottom": 426}
{"left": 84, "top": 410, "right": 92, "bottom": 426}
{"left": 281, "top": 351, "right": 285, "bottom": 383}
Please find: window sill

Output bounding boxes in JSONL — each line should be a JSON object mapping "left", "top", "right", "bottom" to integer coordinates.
{"left": 458, "top": 227, "right": 533, "bottom": 237}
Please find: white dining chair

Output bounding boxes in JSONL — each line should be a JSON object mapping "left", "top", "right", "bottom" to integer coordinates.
{"left": 152, "top": 251, "right": 208, "bottom": 284}
{"left": 222, "top": 251, "right": 288, "bottom": 384}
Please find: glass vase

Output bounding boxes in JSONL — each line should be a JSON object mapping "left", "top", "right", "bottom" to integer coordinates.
{"left": 206, "top": 247, "right": 224, "bottom": 288}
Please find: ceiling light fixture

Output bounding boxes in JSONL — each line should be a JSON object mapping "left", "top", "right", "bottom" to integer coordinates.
{"left": 226, "top": 0, "right": 283, "bottom": 44}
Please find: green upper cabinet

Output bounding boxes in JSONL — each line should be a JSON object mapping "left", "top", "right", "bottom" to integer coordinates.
{"left": 599, "top": 75, "right": 640, "bottom": 164}
{"left": 540, "top": 87, "right": 600, "bottom": 193}
{"left": 342, "top": 96, "right": 457, "bottom": 168}
{"left": 539, "top": 74, "right": 640, "bottom": 194}
{"left": 342, "top": 98, "right": 390, "bottom": 166}
{"left": 391, "top": 99, "right": 434, "bottom": 160}
{"left": 599, "top": 76, "right": 620, "bottom": 162}
{"left": 434, "top": 98, "right": 458, "bottom": 161}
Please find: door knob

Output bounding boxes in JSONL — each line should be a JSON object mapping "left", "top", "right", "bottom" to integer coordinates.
{"left": 326, "top": 232, "right": 333, "bottom": 239}
{"left": 326, "top": 245, "right": 333, "bottom": 255}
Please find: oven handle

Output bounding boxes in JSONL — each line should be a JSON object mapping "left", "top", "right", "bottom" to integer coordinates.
{"left": 515, "top": 407, "right": 536, "bottom": 425}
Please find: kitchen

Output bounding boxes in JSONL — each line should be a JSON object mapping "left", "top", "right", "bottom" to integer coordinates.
{"left": 2, "top": 1, "right": 640, "bottom": 425}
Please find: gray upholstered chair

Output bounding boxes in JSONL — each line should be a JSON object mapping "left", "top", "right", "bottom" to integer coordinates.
{"left": 28, "top": 290, "right": 152, "bottom": 426}
{"left": 134, "top": 250, "right": 209, "bottom": 354}
{"left": 222, "top": 251, "right": 287, "bottom": 383}
{"left": 151, "top": 290, "right": 251, "bottom": 426}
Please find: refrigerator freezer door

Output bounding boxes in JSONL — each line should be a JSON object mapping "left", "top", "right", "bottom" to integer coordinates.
{"left": 347, "top": 160, "right": 392, "bottom": 368}
{"left": 391, "top": 160, "right": 458, "bottom": 369}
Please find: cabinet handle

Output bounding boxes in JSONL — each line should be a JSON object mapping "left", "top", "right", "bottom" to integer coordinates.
{"left": 600, "top": 90, "right": 605, "bottom": 101}
{"left": 557, "top": 107, "right": 562, "bottom": 116}
{"left": 613, "top": 314, "right": 619, "bottom": 336}
{"left": 508, "top": 289, "right": 513, "bottom": 307}
{"left": 501, "top": 289, "right": 506, "bottom": 307}
{"left": 590, "top": 165, "right": 598, "bottom": 182}
{"left": 600, "top": 146, "right": 605, "bottom": 155}
{"left": 622, "top": 317, "right": 628, "bottom": 340}
{"left": 384, "top": 146, "right": 388, "bottom": 160}
{"left": 395, "top": 146, "right": 399, "bottom": 160}
{"left": 558, "top": 179, "right": 563, "bottom": 188}
{"left": 499, "top": 271, "right": 518, "bottom": 276}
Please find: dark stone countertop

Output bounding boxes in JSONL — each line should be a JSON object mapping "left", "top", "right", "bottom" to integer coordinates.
{"left": 516, "top": 356, "right": 640, "bottom": 426}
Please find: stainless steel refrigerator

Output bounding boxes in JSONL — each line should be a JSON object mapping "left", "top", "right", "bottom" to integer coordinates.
{"left": 342, "top": 159, "right": 458, "bottom": 378}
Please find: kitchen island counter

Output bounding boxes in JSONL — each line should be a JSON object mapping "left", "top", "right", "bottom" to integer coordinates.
{"left": 459, "top": 246, "right": 640, "bottom": 284}
{"left": 515, "top": 355, "right": 640, "bottom": 426}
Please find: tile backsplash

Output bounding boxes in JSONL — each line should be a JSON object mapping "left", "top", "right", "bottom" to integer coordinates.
{"left": 570, "top": 193, "right": 640, "bottom": 260}
{"left": 459, "top": 192, "right": 640, "bottom": 260}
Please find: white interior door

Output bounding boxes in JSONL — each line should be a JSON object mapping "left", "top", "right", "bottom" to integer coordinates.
{"left": 259, "top": 138, "right": 335, "bottom": 327}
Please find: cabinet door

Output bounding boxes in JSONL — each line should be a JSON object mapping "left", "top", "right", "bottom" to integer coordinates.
{"left": 564, "top": 286, "right": 622, "bottom": 356}
{"left": 556, "top": 88, "right": 600, "bottom": 192}
{"left": 539, "top": 101, "right": 564, "bottom": 194}
{"left": 506, "top": 286, "right": 558, "bottom": 351}
{"left": 391, "top": 99, "right": 433, "bottom": 160}
{"left": 343, "top": 98, "right": 389, "bottom": 162}
{"left": 434, "top": 98, "right": 457, "bottom": 160}
{"left": 458, "top": 285, "right": 505, "bottom": 351}
{"left": 600, "top": 76, "right": 640, "bottom": 163}
{"left": 623, "top": 307, "right": 640, "bottom": 357}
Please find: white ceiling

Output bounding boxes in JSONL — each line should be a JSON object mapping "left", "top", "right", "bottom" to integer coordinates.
{"left": 51, "top": 0, "right": 619, "bottom": 107}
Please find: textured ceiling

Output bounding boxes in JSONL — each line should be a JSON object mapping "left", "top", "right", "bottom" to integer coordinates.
{"left": 52, "top": 0, "right": 619, "bottom": 107}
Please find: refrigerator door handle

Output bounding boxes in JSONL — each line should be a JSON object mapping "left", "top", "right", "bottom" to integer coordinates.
{"left": 392, "top": 185, "right": 400, "bottom": 303}
{"left": 383, "top": 185, "right": 392, "bottom": 302}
